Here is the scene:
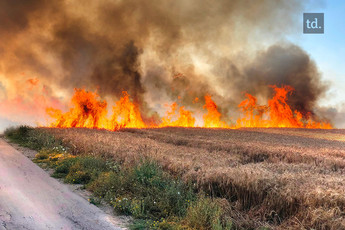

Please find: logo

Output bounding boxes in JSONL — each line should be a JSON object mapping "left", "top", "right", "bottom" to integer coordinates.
{"left": 303, "top": 13, "right": 324, "bottom": 34}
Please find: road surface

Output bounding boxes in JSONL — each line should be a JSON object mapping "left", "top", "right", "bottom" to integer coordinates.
{"left": 0, "top": 139, "right": 126, "bottom": 230}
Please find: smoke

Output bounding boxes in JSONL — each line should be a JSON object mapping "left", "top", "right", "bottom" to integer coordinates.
{"left": 0, "top": 0, "right": 333, "bottom": 127}
{"left": 0, "top": 0, "right": 47, "bottom": 36}
{"left": 317, "top": 105, "right": 345, "bottom": 128}
{"left": 213, "top": 44, "right": 329, "bottom": 116}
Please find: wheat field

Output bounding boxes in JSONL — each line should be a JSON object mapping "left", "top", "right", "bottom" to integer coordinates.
{"left": 42, "top": 127, "right": 345, "bottom": 229}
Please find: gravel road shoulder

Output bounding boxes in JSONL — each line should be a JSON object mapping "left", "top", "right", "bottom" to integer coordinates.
{"left": 0, "top": 138, "right": 130, "bottom": 230}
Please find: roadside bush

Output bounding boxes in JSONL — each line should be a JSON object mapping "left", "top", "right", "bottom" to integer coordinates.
{"left": 130, "top": 219, "right": 178, "bottom": 230}
{"left": 88, "top": 160, "right": 196, "bottom": 221}
{"left": 35, "top": 152, "right": 49, "bottom": 160}
{"left": 52, "top": 157, "right": 79, "bottom": 178}
{"left": 87, "top": 171, "right": 122, "bottom": 199}
{"left": 124, "top": 161, "right": 195, "bottom": 219}
{"left": 184, "top": 195, "right": 232, "bottom": 230}
{"left": 5, "top": 126, "right": 62, "bottom": 150}
{"left": 61, "top": 157, "right": 108, "bottom": 184}
{"left": 79, "top": 156, "right": 108, "bottom": 179}
{"left": 65, "top": 162, "right": 92, "bottom": 184}
{"left": 4, "top": 125, "right": 33, "bottom": 144}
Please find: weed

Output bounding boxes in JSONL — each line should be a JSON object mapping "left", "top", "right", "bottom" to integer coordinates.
{"left": 65, "top": 162, "right": 92, "bottom": 184}
{"left": 35, "top": 152, "right": 49, "bottom": 160}
{"left": 184, "top": 195, "right": 232, "bottom": 230}
{"left": 52, "top": 157, "right": 79, "bottom": 177}
{"left": 88, "top": 196, "right": 102, "bottom": 206}
{"left": 61, "top": 157, "right": 108, "bottom": 184}
{"left": 5, "top": 126, "right": 62, "bottom": 150}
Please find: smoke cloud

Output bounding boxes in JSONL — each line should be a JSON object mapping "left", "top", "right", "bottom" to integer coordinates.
{"left": 212, "top": 44, "right": 328, "bottom": 116}
{"left": 0, "top": 0, "right": 333, "bottom": 128}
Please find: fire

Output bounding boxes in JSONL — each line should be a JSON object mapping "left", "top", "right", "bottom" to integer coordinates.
{"left": 203, "top": 95, "right": 230, "bottom": 128}
{"left": 47, "top": 85, "right": 332, "bottom": 130}
{"left": 46, "top": 89, "right": 110, "bottom": 129}
{"left": 236, "top": 93, "right": 267, "bottom": 127}
{"left": 160, "top": 102, "right": 195, "bottom": 127}
{"left": 110, "top": 91, "right": 146, "bottom": 129}
{"left": 27, "top": 78, "right": 40, "bottom": 87}
{"left": 268, "top": 85, "right": 303, "bottom": 128}
{"left": 236, "top": 85, "right": 332, "bottom": 128}
{"left": 47, "top": 89, "right": 146, "bottom": 130}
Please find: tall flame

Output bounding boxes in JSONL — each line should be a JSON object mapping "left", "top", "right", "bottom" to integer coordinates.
{"left": 203, "top": 95, "right": 230, "bottom": 128}
{"left": 47, "top": 85, "right": 332, "bottom": 130}
{"left": 47, "top": 89, "right": 146, "bottom": 130}
{"left": 160, "top": 102, "right": 195, "bottom": 127}
{"left": 236, "top": 85, "right": 332, "bottom": 128}
{"left": 110, "top": 91, "right": 146, "bottom": 129}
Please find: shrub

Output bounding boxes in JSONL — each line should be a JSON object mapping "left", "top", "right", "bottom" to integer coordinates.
{"left": 53, "top": 156, "right": 108, "bottom": 184}
{"left": 184, "top": 196, "right": 232, "bottom": 230}
{"left": 79, "top": 156, "right": 108, "bottom": 180}
{"left": 129, "top": 219, "right": 148, "bottom": 230}
{"left": 88, "top": 160, "right": 196, "bottom": 221}
{"left": 53, "top": 157, "right": 79, "bottom": 177}
{"left": 35, "top": 152, "right": 49, "bottom": 160}
{"left": 4, "top": 125, "right": 33, "bottom": 144}
{"left": 113, "top": 197, "right": 133, "bottom": 215}
{"left": 130, "top": 219, "right": 178, "bottom": 230}
{"left": 5, "top": 126, "right": 62, "bottom": 150}
{"left": 88, "top": 171, "right": 122, "bottom": 199}
{"left": 65, "top": 162, "right": 91, "bottom": 184}
{"left": 110, "top": 160, "right": 195, "bottom": 220}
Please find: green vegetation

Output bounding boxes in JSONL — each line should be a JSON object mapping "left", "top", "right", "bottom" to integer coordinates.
{"left": 4, "top": 126, "right": 62, "bottom": 150}
{"left": 184, "top": 196, "right": 232, "bottom": 230}
{"left": 4, "top": 126, "right": 233, "bottom": 230}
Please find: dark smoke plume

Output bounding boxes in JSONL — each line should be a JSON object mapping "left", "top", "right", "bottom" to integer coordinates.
{"left": 0, "top": 0, "right": 332, "bottom": 124}
{"left": 213, "top": 44, "right": 328, "bottom": 116}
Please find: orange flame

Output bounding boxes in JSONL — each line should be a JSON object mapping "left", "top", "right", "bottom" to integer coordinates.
{"left": 236, "top": 93, "right": 267, "bottom": 127}
{"left": 236, "top": 85, "right": 332, "bottom": 128}
{"left": 110, "top": 91, "right": 146, "bottom": 129}
{"left": 46, "top": 89, "right": 109, "bottom": 129}
{"left": 160, "top": 102, "right": 195, "bottom": 127}
{"left": 46, "top": 86, "right": 332, "bottom": 130}
{"left": 47, "top": 89, "right": 146, "bottom": 130}
{"left": 203, "top": 95, "right": 230, "bottom": 128}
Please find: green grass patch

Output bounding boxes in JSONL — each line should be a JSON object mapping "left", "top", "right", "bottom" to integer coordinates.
{"left": 5, "top": 125, "right": 63, "bottom": 150}
{"left": 88, "top": 160, "right": 196, "bottom": 220}
{"left": 184, "top": 195, "right": 232, "bottom": 230}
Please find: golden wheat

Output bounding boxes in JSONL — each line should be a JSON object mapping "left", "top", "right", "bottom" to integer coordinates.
{"left": 41, "top": 127, "right": 345, "bottom": 229}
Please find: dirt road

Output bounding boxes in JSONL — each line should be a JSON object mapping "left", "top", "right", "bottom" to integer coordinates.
{"left": 0, "top": 139, "right": 126, "bottom": 230}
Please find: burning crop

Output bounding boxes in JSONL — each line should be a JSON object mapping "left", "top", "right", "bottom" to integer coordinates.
{"left": 236, "top": 85, "right": 332, "bottom": 129}
{"left": 46, "top": 85, "right": 332, "bottom": 130}
{"left": 1, "top": 1, "right": 342, "bottom": 130}
{"left": 202, "top": 95, "right": 230, "bottom": 128}
{"left": 160, "top": 102, "right": 196, "bottom": 128}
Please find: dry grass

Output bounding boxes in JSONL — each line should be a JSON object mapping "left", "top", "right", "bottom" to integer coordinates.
{"left": 41, "top": 127, "right": 345, "bottom": 229}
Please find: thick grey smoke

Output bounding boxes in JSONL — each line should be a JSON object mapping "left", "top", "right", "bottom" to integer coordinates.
{"left": 0, "top": 0, "right": 330, "bottom": 124}
{"left": 212, "top": 44, "right": 328, "bottom": 116}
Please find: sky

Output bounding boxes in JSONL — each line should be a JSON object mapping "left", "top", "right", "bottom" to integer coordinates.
{"left": 289, "top": 0, "right": 345, "bottom": 106}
